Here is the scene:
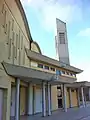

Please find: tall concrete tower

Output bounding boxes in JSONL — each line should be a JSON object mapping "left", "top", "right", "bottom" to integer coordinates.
{"left": 55, "top": 18, "right": 70, "bottom": 65}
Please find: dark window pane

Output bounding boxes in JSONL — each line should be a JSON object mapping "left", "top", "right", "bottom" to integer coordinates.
{"left": 59, "top": 33, "right": 65, "bottom": 44}
{"left": 38, "top": 64, "right": 43, "bottom": 68}
{"left": 62, "top": 71, "right": 65, "bottom": 74}
{"left": 50, "top": 67, "right": 55, "bottom": 71}
{"left": 44, "top": 65, "right": 49, "bottom": 70}
{"left": 71, "top": 89, "right": 74, "bottom": 92}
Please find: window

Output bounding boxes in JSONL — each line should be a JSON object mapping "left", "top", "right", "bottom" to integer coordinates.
{"left": 12, "top": 19, "right": 14, "bottom": 31}
{"left": 66, "top": 72, "right": 69, "bottom": 75}
{"left": 73, "top": 74, "right": 76, "bottom": 77}
{"left": 50, "top": 67, "right": 55, "bottom": 71}
{"left": 44, "top": 65, "right": 49, "bottom": 70}
{"left": 70, "top": 73, "right": 73, "bottom": 76}
{"left": 18, "top": 30, "right": 20, "bottom": 49}
{"left": 21, "top": 35, "right": 23, "bottom": 49}
{"left": 57, "top": 86, "right": 61, "bottom": 89}
{"left": 59, "top": 33, "right": 65, "bottom": 44}
{"left": 71, "top": 89, "right": 74, "bottom": 92}
{"left": 61, "top": 71, "right": 65, "bottom": 74}
{"left": 67, "top": 88, "right": 69, "bottom": 92}
{"left": 38, "top": 64, "right": 43, "bottom": 68}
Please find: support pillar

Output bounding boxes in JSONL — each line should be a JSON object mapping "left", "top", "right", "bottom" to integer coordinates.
{"left": 81, "top": 87, "right": 85, "bottom": 108}
{"left": 88, "top": 88, "right": 90, "bottom": 100}
{"left": 69, "top": 88, "right": 72, "bottom": 108}
{"left": 15, "top": 78, "right": 20, "bottom": 120}
{"left": 63, "top": 84, "right": 67, "bottom": 112}
{"left": 77, "top": 88, "right": 80, "bottom": 107}
{"left": 47, "top": 83, "right": 51, "bottom": 116}
{"left": 27, "top": 83, "right": 33, "bottom": 115}
{"left": 50, "top": 84, "right": 52, "bottom": 113}
{"left": 42, "top": 82, "right": 46, "bottom": 117}
{"left": 32, "top": 86, "right": 35, "bottom": 115}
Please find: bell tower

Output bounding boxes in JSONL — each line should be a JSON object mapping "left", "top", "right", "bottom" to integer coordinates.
{"left": 55, "top": 18, "right": 70, "bottom": 65}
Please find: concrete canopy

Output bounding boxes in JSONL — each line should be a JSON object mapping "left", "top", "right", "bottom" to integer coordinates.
{"left": 25, "top": 49, "right": 83, "bottom": 74}
{"left": 66, "top": 81, "right": 90, "bottom": 88}
{"left": 2, "top": 62, "right": 75, "bottom": 84}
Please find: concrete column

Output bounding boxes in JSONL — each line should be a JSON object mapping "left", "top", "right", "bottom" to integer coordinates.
{"left": 42, "top": 82, "right": 46, "bottom": 117}
{"left": 47, "top": 83, "right": 51, "bottom": 116}
{"left": 69, "top": 88, "right": 72, "bottom": 108}
{"left": 28, "top": 83, "right": 33, "bottom": 115}
{"left": 50, "top": 84, "right": 52, "bottom": 113}
{"left": 63, "top": 84, "right": 67, "bottom": 112}
{"left": 88, "top": 88, "right": 90, "bottom": 100}
{"left": 32, "top": 86, "right": 36, "bottom": 114}
{"left": 81, "top": 87, "right": 85, "bottom": 108}
{"left": 77, "top": 88, "right": 80, "bottom": 107}
{"left": 15, "top": 78, "right": 20, "bottom": 120}
{"left": 84, "top": 94, "right": 87, "bottom": 107}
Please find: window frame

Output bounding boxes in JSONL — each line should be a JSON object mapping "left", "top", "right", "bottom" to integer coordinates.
{"left": 44, "top": 65, "right": 49, "bottom": 70}
{"left": 59, "top": 32, "right": 65, "bottom": 44}
{"left": 38, "top": 63, "right": 43, "bottom": 69}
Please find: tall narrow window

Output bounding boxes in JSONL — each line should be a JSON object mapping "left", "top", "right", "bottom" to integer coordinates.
{"left": 21, "top": 35, "right": 23, "bottom": 49}
{"left": 18, "top": 30, "right": 20, "bottom": 49}
{"left": 8, "top": 38, "right": 12, "bottom": 59}
{"left": 59, "top": 33, "right": 65, "bottom": 44}
{"left": 7, "top": 21, "right": 11, "bottom": 59}
{"left": 19, "top": 50, "right": 21, "bottom": 65}
{"left": 12, "top": 19, "right": 14, "bottom": 31}
{"left": 3, "top": 10, "right": 6, "bottom": 28}
{"left": 13, "top": 45, "right": 15, "bottom": 59}
{"left": 23, "top": 47, "right": 25, "bottom": 65}
{"left": 15, "top": 34, "right": 18, "bottom": 58}
{"left": 2, "top": 4, "right": 4, "bottom": 13}
{"left": 5, "top": 24, "right": 7, "bottom": 34}
{"left": 7, "top": 21, "right": 11, "bottom": 44}
{"left": 12, "top": 32, "right": 14, "bottom": 45}
{"left": 12, "top": 32, "right": 15, "bottom": 63}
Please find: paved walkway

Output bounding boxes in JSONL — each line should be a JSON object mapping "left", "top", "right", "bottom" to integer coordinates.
{"left": 20, "top": 105, "right": 90, "bottom": 120}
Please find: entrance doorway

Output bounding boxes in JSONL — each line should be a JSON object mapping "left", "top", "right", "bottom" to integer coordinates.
{"left": 57, "top": 86, "right": 63, "bottom": 108}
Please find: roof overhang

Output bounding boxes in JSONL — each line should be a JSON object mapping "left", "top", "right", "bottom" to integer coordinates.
{"left": 66, "top": 81, "right": 90, "bottom": 88}
{"left": 25, "top": 49, "right": 83, "bottom": 74}
{"left": 2, "top": 62, "right": 74, "bottom": 85}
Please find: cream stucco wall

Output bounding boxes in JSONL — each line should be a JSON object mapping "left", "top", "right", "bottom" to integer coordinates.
{"left": 0, "top": 0, "right": 30, "bottom": 68}
{"left": 0, "top": 0, "right": 31, "bottom": 119}
{"left": 66, "top": 88, "right": 78, "bottom": 108}
{"left": 0, "top": 69, "right": 12, "bottom": 120}
{"left": 20, "top": 87, "right": 27, "bottom": 115}
{"left": 71, "top": 89, "right": 78, "bottom": 107}
{"left": 51, "top": 86, "right": 58, "bottom": 111}
{"left": 66, "top": 89, "right": 70, "bottom": 108}
{"left": 31, "top": 42, "right": 40, "bottom": 53}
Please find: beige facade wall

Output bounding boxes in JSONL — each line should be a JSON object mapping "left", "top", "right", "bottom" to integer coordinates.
{"left": 0, "top": 69, "right": 12, "bottom": 120}
{"left": 20, "top": 87, "right": 27, "bottom": 115}
{"left": 71, "top": 89, "right": 78, "bottom": 107}
{"left": 31, "top": 42, "right": 40, "bottom": 53}
{"left": 0, "top": 0, "right": 30, "bottom": 68}
{"left": 0, "top": 0, "right": 30, "bottom": 119}
{"left": 51, "top": 86, "right": 58, "bottom": 111}
{"left": 66, "top": 89, "right": 70, "bottom": 108}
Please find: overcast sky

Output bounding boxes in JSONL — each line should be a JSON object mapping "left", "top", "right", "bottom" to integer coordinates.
{"left": 21, "top": 0, "right": 90, "bottom": 82}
